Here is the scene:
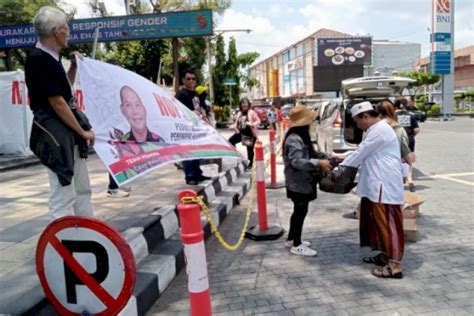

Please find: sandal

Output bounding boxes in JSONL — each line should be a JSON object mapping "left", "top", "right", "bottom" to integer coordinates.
{"left": 371, "top": 265, "right": 403, "bottom": 279}
{"left": 362, "top": 254, "right": 387, "bottom": 267}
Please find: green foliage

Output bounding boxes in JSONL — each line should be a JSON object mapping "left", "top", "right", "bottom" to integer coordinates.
{"left": 213, "top": 104, "right": 231, "bottom": 122}
{"left": 399, "top": 71, "right": 441, "bottom": 94}
{"left": 238, "top": 51, "right": 260, "bottom": 90}
{"left": 427, "top": 104, "right": 441, "bottom": 116}
{"left": 212, "top": 35, "right": 227, "bottom": 106}
{"left": 225, "top": 37, "right": 240, "bottom": 107}
{"left": 107, "top": 39, "right": 167, "bottom": 83}
{"left": 177, "top": 37, "right": 207, "bottom": 84}
{"left": 0, "top": 0, "right": 63, "bottom": 69}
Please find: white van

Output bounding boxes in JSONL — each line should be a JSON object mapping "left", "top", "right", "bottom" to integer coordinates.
{"left": 316, "top": 76, "right": 415, "bottom": 157}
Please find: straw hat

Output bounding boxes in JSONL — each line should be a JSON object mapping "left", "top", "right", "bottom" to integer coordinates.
{"left": 288, "top": 105, "right": 319, "bottom": 128}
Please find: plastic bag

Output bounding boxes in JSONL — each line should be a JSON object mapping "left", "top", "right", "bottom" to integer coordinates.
{"left": 319, "top": 165, "right": 358, "bottom": 194}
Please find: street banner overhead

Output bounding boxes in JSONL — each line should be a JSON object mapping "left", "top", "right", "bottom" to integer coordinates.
{"left": 317, "top": 37, "right": 372, "bottom": 67}
{"left": 78, "top": 58, "right": 241, "bottom": 186}
{"left": 0, "top": 9, "right": 213, "bottom": 49}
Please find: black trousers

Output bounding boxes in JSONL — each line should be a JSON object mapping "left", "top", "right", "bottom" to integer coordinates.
{"left": 228, "top": 133, "right": 255, "bottom": 167}
{"left": 108, "top": 173, "right": 118, "bottom": 190}
{"left": 287, "top": 200, "right": 310, "bottom": 247}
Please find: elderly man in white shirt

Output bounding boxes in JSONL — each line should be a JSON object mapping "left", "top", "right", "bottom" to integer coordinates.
{"left": 341, "top": 101, "right": 405, "bottom": 279}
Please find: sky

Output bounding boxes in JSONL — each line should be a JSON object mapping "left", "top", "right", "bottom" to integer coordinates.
{"left": 65, "top": 0, "right": 473, "bottom": 63}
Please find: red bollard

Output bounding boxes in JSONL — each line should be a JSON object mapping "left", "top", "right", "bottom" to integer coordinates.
{"left": 266, "top": 127, "right": 285, "bottom": 189}
{"left": 245, "top": 141, "right": 284, "bottom": 241}
{"left": 177, "top": 190, "right": 212, "bottom": 316}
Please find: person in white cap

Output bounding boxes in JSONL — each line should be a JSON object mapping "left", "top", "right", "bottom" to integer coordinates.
{"left": 340, "top": 101, "right": 405, "bottom": 278}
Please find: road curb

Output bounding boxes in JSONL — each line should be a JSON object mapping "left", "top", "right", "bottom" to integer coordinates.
{"left": 0, "top": 162, "right": 251, "bottom": 316}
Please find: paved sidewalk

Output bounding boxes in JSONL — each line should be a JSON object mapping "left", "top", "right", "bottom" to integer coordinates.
{"left": 148, "top": 119, "right": 474, "bottom": 315}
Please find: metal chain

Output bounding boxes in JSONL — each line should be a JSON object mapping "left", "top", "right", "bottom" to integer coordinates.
{"left": 180, "top": 163, "right": 257, "bottom": 252}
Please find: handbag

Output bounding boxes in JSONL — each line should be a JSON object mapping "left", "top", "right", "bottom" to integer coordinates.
{"left": 241, "top": 135, "right": 254, "bottom": 147}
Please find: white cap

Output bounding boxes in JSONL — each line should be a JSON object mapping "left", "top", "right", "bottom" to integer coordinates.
{"left": 351, "top": 101, "right": 374, "bottom": 117}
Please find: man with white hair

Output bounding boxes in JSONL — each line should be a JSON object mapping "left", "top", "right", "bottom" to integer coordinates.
{"left": 341, "top": 101, "right": 405, "bottom": 279}
{"left": 25, "top": 6, "right": 95, "bottom": 219}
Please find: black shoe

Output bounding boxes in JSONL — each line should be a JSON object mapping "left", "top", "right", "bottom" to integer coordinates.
{"left": 186, "top": 179, "right": 199, "bottom": 185}
{"left": 196, "top": 175, "right": 212, "bottom": 182}
{"left": 408, "top": 183, "right": 416, "bottom": 192}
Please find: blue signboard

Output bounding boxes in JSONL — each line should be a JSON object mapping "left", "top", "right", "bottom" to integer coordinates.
{"left": 0, "top": 10, "right": 213, "bottom": 49}
{"left": 431, "top": 51, "right": 451, "bottom": 74}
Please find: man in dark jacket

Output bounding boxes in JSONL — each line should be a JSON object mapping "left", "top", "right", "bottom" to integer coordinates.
{"left": 25, "top": 6, "right": 95, "bottom": 219}
{"left": 175, "top": 69, "right": 211, "bottom": 185}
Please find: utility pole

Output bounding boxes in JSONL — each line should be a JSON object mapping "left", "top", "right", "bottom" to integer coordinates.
{"left": 172, "top": 38, "right": 179, "bottom": 94}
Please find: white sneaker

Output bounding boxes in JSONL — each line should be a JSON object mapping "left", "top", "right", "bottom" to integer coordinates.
{"left": 120, "top": 186, "right": 132, "bottom": 192}
{"left": 107, "top": 189, "right": 130, "bottom": 198}
{"left": 285, "top": 240, "right": 311, "bottom": 248}
{"left": 290, "top": 244, "right": 317, "bottom": 257}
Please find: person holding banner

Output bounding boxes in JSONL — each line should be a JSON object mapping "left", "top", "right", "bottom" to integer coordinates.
{"left": 175, "top": 69, "right": 211, "bottom": 185}
{"left": 25, "top": 6, "right": 95, "bottom": 219}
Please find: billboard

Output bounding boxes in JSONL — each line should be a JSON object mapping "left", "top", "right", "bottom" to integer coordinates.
{"left": 317, "top": 37, "right": 372, "bottom": 67}
{"left": 313, "top": 65, "right": 363, "bottom": 92}
{"left": 0, "top": 9, "right": 213, "bottom": 49}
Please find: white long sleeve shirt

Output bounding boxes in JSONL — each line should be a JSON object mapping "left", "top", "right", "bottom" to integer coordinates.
{"left": 342, "top": 119, "right": 404, "bottom": 204}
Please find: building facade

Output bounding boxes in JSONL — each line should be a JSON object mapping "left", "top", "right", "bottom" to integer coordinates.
{"left": 249, "top": 33, "right": 421, "bottom": 100}
{"left": 369, "top": 40, "right": 421, "bottom": 76}
{"left": 249, "top": 28, "right": 349, "bottom": 101}
{"left": 417, "top": 45, "right": 474, "bottom": 90}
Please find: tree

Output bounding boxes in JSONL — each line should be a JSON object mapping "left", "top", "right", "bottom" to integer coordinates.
{"left": 0, "top": 0, "right": 65, "bottom": 69}
{"left": 212, "top": 35, "right": 227, "bottom": 106}
{"left": 399, "top": 70, "right": 441, "bottom": 95}
{"left": 225, "top": 37, "right": 240, "bottom": 107}
{"left": 238, "top": 51, "right": 260, "bottom": 91}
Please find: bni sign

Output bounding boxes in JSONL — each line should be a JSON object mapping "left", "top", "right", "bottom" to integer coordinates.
{"left": 431, "top": 0, "right": 452, "bottom": 74}
{"left": 0, "top": 9, "right": 213, "bottom": 49}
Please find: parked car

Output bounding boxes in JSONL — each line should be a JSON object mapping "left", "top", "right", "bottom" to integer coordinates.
{"left": 252, "top": 102, "right": 272, "bottom": 129}
{"left": 316, "top": 76, "right": 415, "bottom": 157}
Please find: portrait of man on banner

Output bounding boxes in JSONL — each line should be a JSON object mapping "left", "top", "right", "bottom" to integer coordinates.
{"left": 77, "top": 58, "right": 241, "bottom": 186}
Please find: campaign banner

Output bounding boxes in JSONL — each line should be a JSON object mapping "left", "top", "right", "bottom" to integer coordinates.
{"left": 77, "top": 58, "right": 241, "bottom": 185}
{"left": 317, "top": 37, "right": 372, "bottom": 67}
{"left": 0, "top": 70, "right": 33, "bottom": 156}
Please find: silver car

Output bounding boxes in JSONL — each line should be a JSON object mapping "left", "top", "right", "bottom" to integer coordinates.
{"left": 316, "top": 76, "right": 415, "bottom": 157}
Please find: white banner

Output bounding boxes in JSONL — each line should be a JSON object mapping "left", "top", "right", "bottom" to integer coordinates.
{"left": 77, "top": 58, "right": 241, "bottom": 185}
{"left": 0, "top": 70, "right": 33, "bottom": 156}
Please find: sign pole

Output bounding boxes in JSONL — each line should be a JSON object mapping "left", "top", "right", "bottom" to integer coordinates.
{"left": 441, "top": 0, "right": 455, "bottom": 120}
{"left": 91, "top": 27, "right": 100, "bottom": 59}
{"left": 172, "top": 37, "right": 179, "bottom": 94}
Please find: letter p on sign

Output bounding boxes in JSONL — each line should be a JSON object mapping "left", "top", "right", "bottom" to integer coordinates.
{"left": 36, "top": 216, "right": 136, "bottom": 315}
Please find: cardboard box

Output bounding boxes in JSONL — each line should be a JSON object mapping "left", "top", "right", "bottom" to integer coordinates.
{"left": 403, "top": 218, "right": 419, "bottom": 242}
{"left": 403, "top": 192, "right": 424, "bottom": 217}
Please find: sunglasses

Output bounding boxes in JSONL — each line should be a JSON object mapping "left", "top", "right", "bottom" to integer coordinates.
{"left": 185, "top": 77, "right": 196, "bottom": 81}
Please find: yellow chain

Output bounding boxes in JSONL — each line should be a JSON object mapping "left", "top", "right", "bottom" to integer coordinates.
{"left": 180, "top": 163, "right": 257, "bottom": 252}
{"left": 180, "top": 137, "right": 282, "bottom": 251}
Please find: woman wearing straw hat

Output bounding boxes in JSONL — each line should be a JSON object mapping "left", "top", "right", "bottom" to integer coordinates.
{"left": 283, "top": 105, "right": 333, "bottom": 256}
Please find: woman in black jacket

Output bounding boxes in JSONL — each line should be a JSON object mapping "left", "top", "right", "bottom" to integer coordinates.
{"left": 283, "top": 105, "right": 332, "bottom": 256}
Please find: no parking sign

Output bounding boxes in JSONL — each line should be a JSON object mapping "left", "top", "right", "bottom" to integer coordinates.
{"left": 36, "top": 216, "right": 136, "bottom": 315}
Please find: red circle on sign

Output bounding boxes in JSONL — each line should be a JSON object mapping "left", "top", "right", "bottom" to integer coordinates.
{"left": 36, "top": 216, "right": 136, "bottom": 316}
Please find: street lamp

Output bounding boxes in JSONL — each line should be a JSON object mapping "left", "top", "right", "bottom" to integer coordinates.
{"left": 207, "top": 29, "right": 252, "bottom": 104}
